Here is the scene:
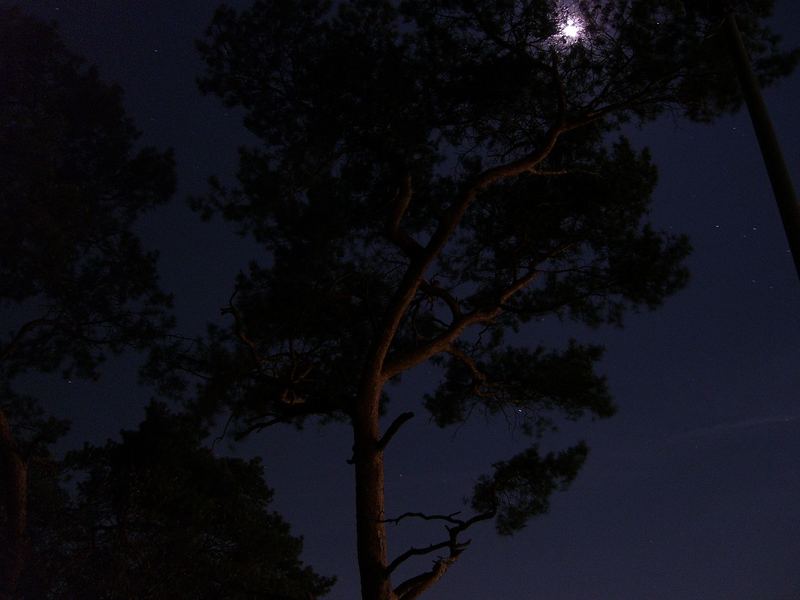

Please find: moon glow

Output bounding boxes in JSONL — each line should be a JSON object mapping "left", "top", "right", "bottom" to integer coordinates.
{"left": 560, "top": 18, "right": 582, "bottom": 40}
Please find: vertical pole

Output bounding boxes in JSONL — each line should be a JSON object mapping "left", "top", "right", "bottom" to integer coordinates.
{"left": 722, "top": 11, "right": 800, "bottom": 281}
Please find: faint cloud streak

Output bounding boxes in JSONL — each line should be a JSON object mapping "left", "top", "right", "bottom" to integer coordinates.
{"left": 670, "top": 414, "right": 800, "bottom": 442}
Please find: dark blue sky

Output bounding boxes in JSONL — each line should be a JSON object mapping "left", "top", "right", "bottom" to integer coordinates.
{"left": 17, "top": 1, "right": 800, "bottom": 598}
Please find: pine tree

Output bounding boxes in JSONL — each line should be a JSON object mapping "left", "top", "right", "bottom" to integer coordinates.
{"left": 155, "top": 1, "right": 798, "bottom": 598}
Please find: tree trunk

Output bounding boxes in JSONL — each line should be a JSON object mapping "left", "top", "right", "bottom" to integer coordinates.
{"left": 0, "top": 408, "right": 27, "bottom": 600}
{"left": 353, "top": 380, "right": 395, "bottom": 600}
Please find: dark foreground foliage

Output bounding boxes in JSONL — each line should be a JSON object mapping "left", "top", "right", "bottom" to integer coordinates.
{"left": 18, "top": 403, "right": 334, "bottom": 600}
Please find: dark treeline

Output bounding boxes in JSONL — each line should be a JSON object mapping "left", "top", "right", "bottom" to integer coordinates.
{"left": 0, "top": 7, "right": 331, "bottom": 599}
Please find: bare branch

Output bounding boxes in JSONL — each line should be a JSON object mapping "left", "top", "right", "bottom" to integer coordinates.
{"left": 377, "top": 411, "right": 414, "bottom": 453}
{"left": 382, "top": 511, "right": 463, "bottom": 526}
{"left": 386, "top": 540, "right": 455, "bottom": 575}
{"left": 210, "top": 411, "right": 236, "bottom": 451}
{"left": 391, "top": 510, "right": 496, "bottom": 599}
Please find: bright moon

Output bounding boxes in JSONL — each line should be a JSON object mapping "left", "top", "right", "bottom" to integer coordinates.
{"left": 560, "top": 18, "right": 582, "bottom": 39}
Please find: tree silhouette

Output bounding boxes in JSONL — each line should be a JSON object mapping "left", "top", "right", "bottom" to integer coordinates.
{"left": 18, "top": 402, "right": 334, "bottom": 599}
{"left": 0, "top": 8, "right": 174, "bottom": 595}
{"left": 152, "top": 1, "right": 796, "bottom": 598}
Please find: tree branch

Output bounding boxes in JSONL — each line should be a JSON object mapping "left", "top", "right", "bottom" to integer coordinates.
{"left": 376, "top": 411, "right": 414, "bottom": 452}
{"left": 386, "top": 540, "right": 455, "bottom": 575}
{"left": 418, "top": 279, "right": 462, "bottom": 321}
{"left": 391, "top": 510, "right": 496, "bottom": 599}
{"left": 382, "top": 511, "right": 463, "bottom": 526}
{"left": 385, "top": 174, "right": 423, "bottom": 259}
{"left": 366, "top": 125, "right": 566, "bottom": 389}
{"left": 394, "top": 556, "right": 459, "bottom": 600}
{"left": 383, "top": 311, "right": 487, "bottom": 381}
{"left": 445, "top": 345, "right": 489, "bottom": 397}
{"left": 382, "top": 266, "right": 544, "bottom": 380}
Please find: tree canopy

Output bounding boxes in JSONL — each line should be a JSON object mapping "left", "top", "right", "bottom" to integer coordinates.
{"left": 0, "top": 9, "right": 327, "bottom": 599}
{"left": 169, "top": 0, "right": 800, "bottom": 598}
{"left": 0, "top": 7, "right": 177, "bottom": 595}
{"left": 18, "top": 402, "right": 334, "bottom": 599}
{"left": 0, "top": 7, "right": 174, "bottom": 381}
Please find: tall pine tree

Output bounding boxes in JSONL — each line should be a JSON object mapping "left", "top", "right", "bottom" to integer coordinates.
{"left": 152, "top": 1, "right": 798, "bottom": 598}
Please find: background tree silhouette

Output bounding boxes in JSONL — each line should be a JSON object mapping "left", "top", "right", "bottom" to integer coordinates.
{"left": 165, "top": 1, "right": 798, "bottom": 598}
{"left": 0, "top": 7, "right": 174, "bottom": 595}
{"left": 18, "top": 402, "right": 334, "bottom": 599}
{"left": 1, "top": 8, "right": 333, "bottom": 597}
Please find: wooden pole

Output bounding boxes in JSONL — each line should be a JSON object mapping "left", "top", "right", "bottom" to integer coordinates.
{"left": 723, "top": 11, "right": 800, "bottom": 281}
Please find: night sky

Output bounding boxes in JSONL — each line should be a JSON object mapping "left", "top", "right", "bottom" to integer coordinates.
{"left": 14, "top": 1, "right": 800, "bottom": 598}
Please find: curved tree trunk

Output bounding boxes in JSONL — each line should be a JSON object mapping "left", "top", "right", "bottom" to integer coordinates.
{"left": 0, "top": 407, "right": 27, "bottom": 600}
